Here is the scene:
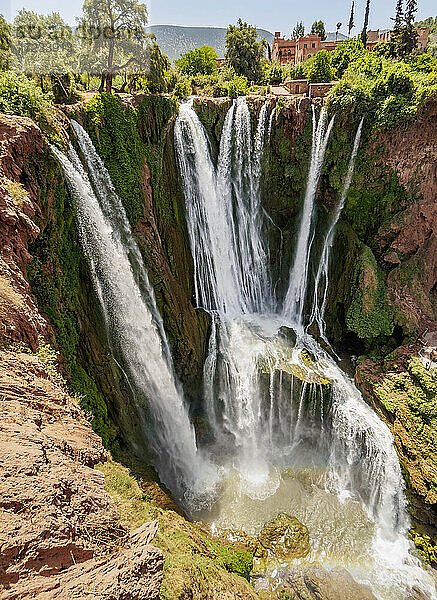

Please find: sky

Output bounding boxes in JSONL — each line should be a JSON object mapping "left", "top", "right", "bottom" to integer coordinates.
{"left": 1, "top": 0, "right": 435, "bottom": 36}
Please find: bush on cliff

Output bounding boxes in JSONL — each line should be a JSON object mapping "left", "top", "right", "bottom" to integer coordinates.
{"left": 328, "top": 51, "right": 437, "bottom": 128}
{"left": 0, "top": 71, "right": 63, "bottom": 143}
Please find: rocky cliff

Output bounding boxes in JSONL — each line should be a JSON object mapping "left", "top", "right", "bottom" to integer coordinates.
{"left": 0, "top": 114, "right": 164, "bottom": 598}
{"left": 1, "top": 90, "right": 436, "bottom": 595}
{"left": 263, "top": 94, "right": 437, "bottom": 547}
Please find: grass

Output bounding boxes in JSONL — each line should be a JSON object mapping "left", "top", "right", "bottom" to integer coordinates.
{"left": 97, "top": 460, "right": 258, "bottom": 600}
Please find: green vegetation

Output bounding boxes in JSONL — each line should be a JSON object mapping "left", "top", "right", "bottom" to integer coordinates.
{"left": 0, "top": 71, "right": 64, "bottom": 144}
{"left": 310, "top": 20, "right": 326, "bottom": 41}
{"left": 361, "top": 0, "right": 371, "bottom": 46}
{"left": 367, "top": 357, "right": 437, "bottom": 512}
{"left": 225, "top": 19, "right": 266, "bottom": 82}
{"left": 415, "top": 16, "right": 437, "bottom": 33}
{"left": 176, "top": 46, "right": 218, "bottom": 76}
{"left": 80, "top": 0, "right": 149, "bottom": 93}
{"left": 346, "top": 245, "right": 394, "bottom": 340}
{"left": 292, "top": 22, "right": 305, "bottom": 38}
{"left": 83, "top": 92, "right": 178, "bottom": 225}
{"left": 307, "top": 49, "right": 333, "bottom": 83}
{"left": 410, "top": 529, "right": 437, "bottom": 565}
{"left": 98, "top": 460, "right": 256, "bottom": 599}
{"left": 328, "top": 49, "right": 437, "bottom": 129}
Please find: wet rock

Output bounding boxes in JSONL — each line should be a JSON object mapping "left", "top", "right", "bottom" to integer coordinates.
{"left": 279, "top": 326, "right": 297, "bottom": 346}
{"left": 384, "top": 250, "right": 401, "bottom": 265}
{"left": 259, "top": 513, "right": 310, "bottom": 559}
{"left": 280, "top": 563, "right": 377, "bottom": 600}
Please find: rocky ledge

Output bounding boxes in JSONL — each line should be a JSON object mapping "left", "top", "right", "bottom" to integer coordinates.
{"left": 0, "top": 349, "right": 164, "bottom": 599}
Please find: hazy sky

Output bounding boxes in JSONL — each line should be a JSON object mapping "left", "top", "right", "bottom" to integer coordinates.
{"left": 1, "top": 0, "right": 435, "bottom": 35}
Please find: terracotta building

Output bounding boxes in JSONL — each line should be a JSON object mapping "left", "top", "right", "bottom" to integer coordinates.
{"left": 272, "top": 32, "right": 343, "bottom": 65}
{"left": 272, "top": 27, "right": 430, "bottom": 67}
{"left": 366, "top": 27, "right": 430, "bottom": 51}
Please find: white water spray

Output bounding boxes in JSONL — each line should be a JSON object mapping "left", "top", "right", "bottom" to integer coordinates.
{"left": 52, "top": 122, "right": 217, "bottom": 506}
{"left": 283, "top": 106, "right": 335, "bottom": 325}
{"left": 309, "top": 118, "right": 364, "bottom": 342}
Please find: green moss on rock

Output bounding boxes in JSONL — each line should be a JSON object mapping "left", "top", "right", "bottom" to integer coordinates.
{"left": 346, "top": 245, "right": 394, "bottom": 340}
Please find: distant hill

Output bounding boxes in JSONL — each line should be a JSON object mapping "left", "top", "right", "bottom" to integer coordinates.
{"left": 146, "top": 25, "right": 274, "bottom": 61}
{"left": 325, "top": 32, "right": 348, "bottom": 41}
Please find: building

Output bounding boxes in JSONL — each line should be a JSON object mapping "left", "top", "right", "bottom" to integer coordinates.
{"left": 272, "top": 26, "right": 430, "bottom": 67}
{"left": 277, "top": 78, "right": 336, "bottom": 98}
{"left": 365, "top": 30, "right": 381, "bottom": 51}
{"left": 272, "top": 32, "right": 297, "bottom": 64}
{"left": 366, "top": 27, "right": 430, "bottom": 52}
{"left": 272, "top": 32, "right": 343, "bottom": 65}
{"left": 283, "top": 78, "right": 309, "bottom": 95}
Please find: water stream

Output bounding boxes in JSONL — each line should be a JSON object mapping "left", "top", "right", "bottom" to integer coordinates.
{"left": 52, "top": 123, "right": 218, "bottom": 506}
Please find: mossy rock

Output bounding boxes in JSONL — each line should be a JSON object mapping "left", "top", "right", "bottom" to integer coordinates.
{"left": 258, "top": 513, "right": 310, "bottom": 560}
{"left": 346, "top": 244, "right": 394, "bottom": 341}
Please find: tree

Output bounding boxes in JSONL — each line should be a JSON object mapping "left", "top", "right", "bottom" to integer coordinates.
{"left": 390, "top": 0, "right": 404, "bottom": 48}
{"left": 307, "top": 50, "right": 333, "bottom": 82}
{"left": 415, "top": 16, "right": 437, "bottom": 33}
{"left": 292, "top": 22, "right": 305, "bottom": 38}
{"left": 311, "top": 20, "right": 326, "bottom": 40}
{"left": 80, "top": 0, "right": 149, "bottom": 93}
{"left": 11, "top": 10, "right": 78, "bottom": 76}
{"left": 348, "top": 2, "right": 355, "bottom": 37}
{"left": 330, "top": 38, "right": 365, "bottom": 78}
{"left": 361, "top": 0, "right": 371, "bottom": 46}
{"left": 176, "top": 46, "right": 218, "bottom": 76}
{"left": 336, "top": 22, "right": 342, "bottom": 41}
{"left": 225, "top": 19, "right": 265, "bottom": 82}
{"left": 399, "top": 0, "right": 418, "bottom": 56}
{"left": 0, "top": 15, "right": 10, "bottom": 71}
{"left": 391, "top": 0, "right": 419, "bottom": 58}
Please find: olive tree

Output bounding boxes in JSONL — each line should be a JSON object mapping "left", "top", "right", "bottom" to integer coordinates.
{"left": 80, "top": 0, "right": 150, "bottom": 92}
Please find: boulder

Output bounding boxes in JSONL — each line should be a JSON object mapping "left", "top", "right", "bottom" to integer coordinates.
{"left": 259, "top": 513, "right": 310, "bottom": 559}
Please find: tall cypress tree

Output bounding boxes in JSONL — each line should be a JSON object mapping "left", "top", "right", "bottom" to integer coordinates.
{"left": 361, "top": 0, "right": 371, "bottom": 46}
{"left": 402, "top": 0, "right": 418, "bottom": 54}
{"left": 348, "top": 2, "right": 355, "bottom": 37}
{"left": 390, "top": 0, "right": 404, "bottom": 55}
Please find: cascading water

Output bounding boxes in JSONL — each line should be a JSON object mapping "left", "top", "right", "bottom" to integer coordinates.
{"left": 282, "top": 106, "right": 335, "bottom": 326}
{"left": 308, "top": 117, "right": 364, "bottom": 342}
{"left": 51, "top": 122, "right": 217, "bottom": 507}
{"left": 176, "top": 98, "right": 436, "bottom": 599}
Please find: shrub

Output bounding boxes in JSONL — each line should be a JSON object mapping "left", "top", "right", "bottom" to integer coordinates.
{"left": 330, "top": 39, "right": 366, "bottom": 78}
{"left": 173, "top": 77, "right": 192, "bottom": 99}
{"left": 0, "top": 71, "right": 63, "bottom": 142}
{"left": 328, "top": 50, "right": 437, "bottom": 129}
{"left": 307, "top": 50, "right": 333, "bottom": 83}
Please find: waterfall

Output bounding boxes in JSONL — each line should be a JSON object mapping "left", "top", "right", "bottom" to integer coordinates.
{"left": 282, "top": 106, "right": 335, "bottom": 326}
{"left": 176, "top": 98, "right": 436, "bottom": 599}
{"left": 51, "top": 122, "right": 217, "bottom": 507}
{"left": 175, "top": 97, "right": 272, "bottom": 317}
{"left": 176, "top": 98, "right": 274, "bottom": 478}
{"left": 309, "top": 118, "right": 364, "bottom": 341}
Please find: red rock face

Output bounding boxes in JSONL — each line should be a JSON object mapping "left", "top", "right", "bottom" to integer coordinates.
{"left": 0, "top": 115, "right": 51, "bottom": 350}
{"left": 0, "top": 114, "right": 164, "bottom": 599}
{"left": 374, "top": 100, "right": 437, "bottom": 332}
